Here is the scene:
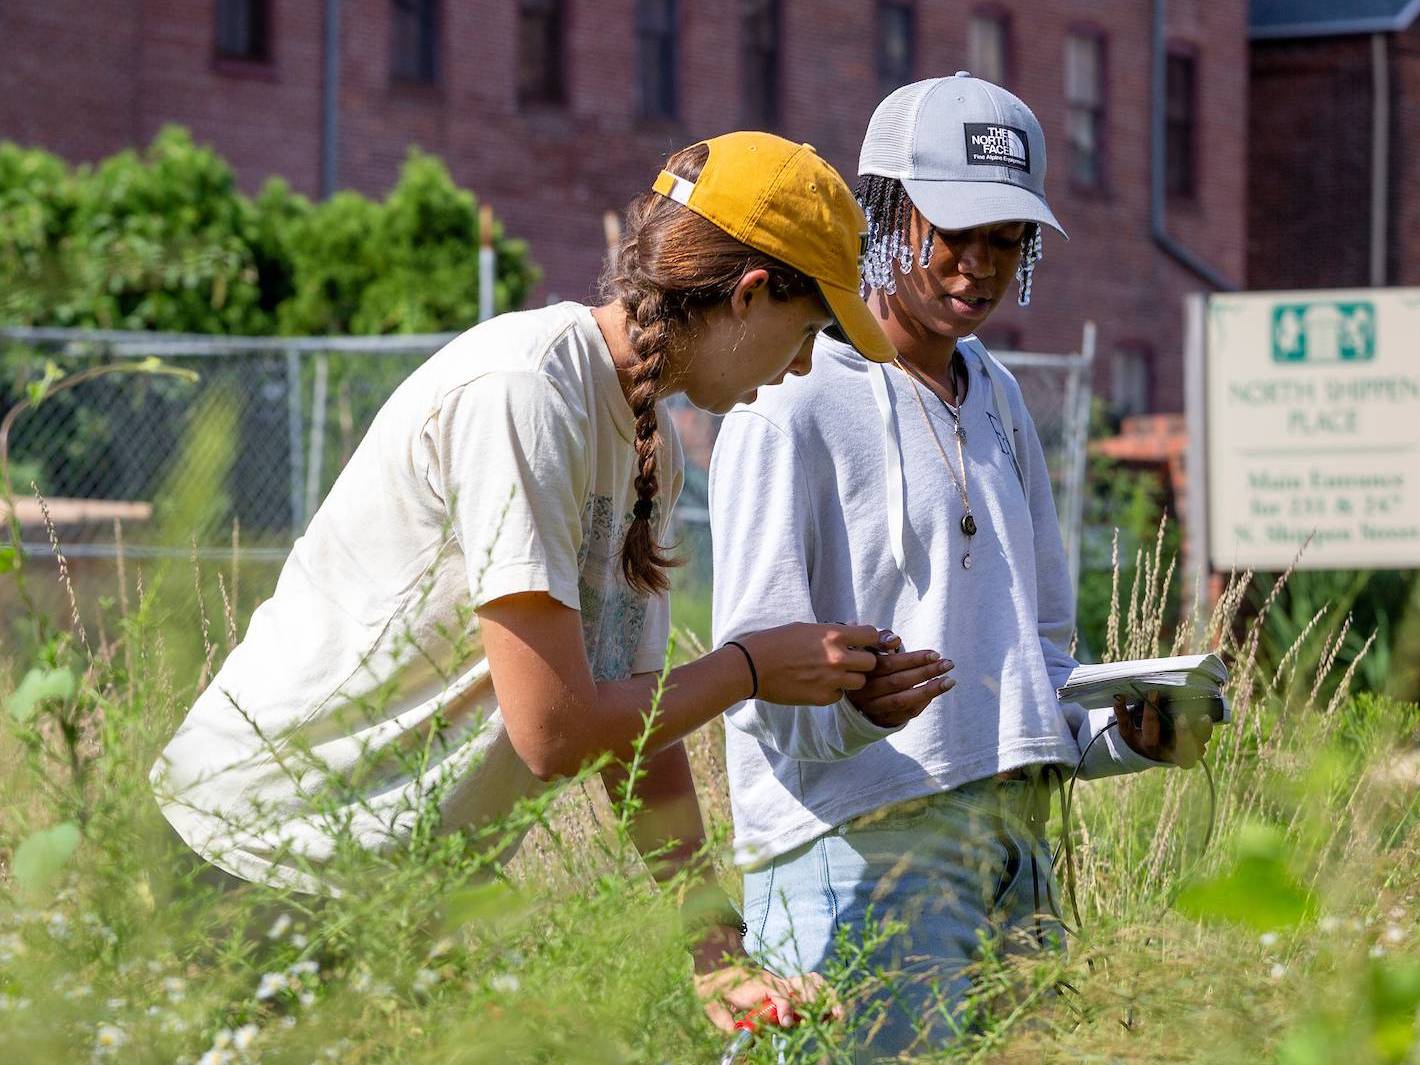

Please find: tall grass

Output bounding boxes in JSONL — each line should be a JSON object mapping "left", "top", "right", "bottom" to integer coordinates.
{"left": 2, "top": 447, "right": 1417, "bottom": 1065}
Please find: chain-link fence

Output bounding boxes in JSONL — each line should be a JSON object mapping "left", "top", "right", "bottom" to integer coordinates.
{"left": 1, "top": 324, "right": 1093, "bottom": 584}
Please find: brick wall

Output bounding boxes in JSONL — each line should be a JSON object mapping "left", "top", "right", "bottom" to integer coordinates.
{"left": 0, "top": 0, "right": 1252, "bottom": 413}
{"left": 1247, "top": 35, "right": 1374, "bottom": 290}
{"left": 1249, "top": 24, "right": 1420, "bottom": 292}
{"left": 1391, "top": 24, "right": 1420, "bottom": 286}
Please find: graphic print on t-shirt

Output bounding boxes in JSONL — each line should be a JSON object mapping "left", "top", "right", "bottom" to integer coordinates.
{"left": 576, "top": 493, "right": 652, "bottom": 680}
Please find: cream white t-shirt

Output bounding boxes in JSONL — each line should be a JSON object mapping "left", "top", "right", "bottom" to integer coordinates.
{"left": 152, "top": 303, "right": 683, "bottom": 892}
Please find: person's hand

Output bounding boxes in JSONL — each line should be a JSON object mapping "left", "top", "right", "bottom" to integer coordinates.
{"left": 735, "top": 622, "right": 883, "bottom": 706}
{"left": 693, "top": 962, "right": 838, "bottom": 1034}
{"left": 847, "top": 630, "right": 954, "bottom": 728}
{"left": 1113, "top": 690, "right": 1214, "bottom": 768}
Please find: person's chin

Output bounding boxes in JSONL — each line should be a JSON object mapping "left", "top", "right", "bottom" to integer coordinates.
{"left": 686, "top": 391, "right": 742, "bottom": 415}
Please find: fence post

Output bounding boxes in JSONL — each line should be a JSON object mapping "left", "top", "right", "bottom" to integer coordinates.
{"left": 1065, "top": 321, "right": 1097, "bottom": 594}
{"left": 479, "top": 204, "right": 496, "bottom": 323}
{"left": 286, "top": 349, "right": 305, "bottom": 538}
{"left": 305, "top": 353, "right": 330, "bottom": 524}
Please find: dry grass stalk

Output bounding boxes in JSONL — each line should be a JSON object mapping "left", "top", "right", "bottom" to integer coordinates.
{"left": 1308, "top": 614, "right": 1353, "bottom": 711}
{"left": 33, "top": 483, "right": 91, "bottom": 659}
{"left": 191, "top": 538, "right": 217, "bottom": 689}
{"left": 1272, "top": 604, "right": 1329, "bottom": 691}
{"left": 1323, "top": 631, "right": 1377, "bottom": 721}
{"left": 1105, "top": 528, "right": 1121, "bottom": 662}
{"left": 217, "top": 571, "right": 238, "bottom": 650}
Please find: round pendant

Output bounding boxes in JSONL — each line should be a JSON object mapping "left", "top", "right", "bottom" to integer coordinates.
{"left": 960, "top": 513, "right": 977, "bottom": 537}
{"left": 962, "top": 552, "right": 973, "bottom": 570}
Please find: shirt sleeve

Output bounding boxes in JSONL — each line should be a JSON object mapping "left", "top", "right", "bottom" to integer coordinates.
{"left": 710, "top": 407, "right": 902, "bottom": 762}
{"left": 1016, "top": 394, "right": 1167, "bottom": 779}
{"left": 427, "top": 371, "right": 588, "bottom": 611}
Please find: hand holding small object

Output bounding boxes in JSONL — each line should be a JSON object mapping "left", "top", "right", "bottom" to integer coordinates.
{"left": 1113, "top": 689, "right": 1214, "bottom": 768}
{"left": 847, "top": 629, "right": 955, "bottom": 728}
{"left": 731, "top": 622, "right": 883, "bottom": 706}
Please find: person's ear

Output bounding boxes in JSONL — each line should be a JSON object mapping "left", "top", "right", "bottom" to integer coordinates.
{"left": 730, "top": 269, "right": 771, "bottom": 321}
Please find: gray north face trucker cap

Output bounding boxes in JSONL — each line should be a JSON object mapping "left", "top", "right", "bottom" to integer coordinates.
{"left": 859, "top": 71, "right": 1066, "bottom": 237}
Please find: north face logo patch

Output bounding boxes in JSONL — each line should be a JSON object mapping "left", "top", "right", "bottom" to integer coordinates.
{"left": 964, "top": 123, "right": 1030, "bottom": 172}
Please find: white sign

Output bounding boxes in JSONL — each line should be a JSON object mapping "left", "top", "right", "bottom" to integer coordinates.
{"left": 1204, "top": 287, "right": 1420, "bottom": 570}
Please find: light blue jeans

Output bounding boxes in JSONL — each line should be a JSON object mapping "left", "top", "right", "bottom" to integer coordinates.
{"left": 742, "top": 775, "right": 1063, "bottom": 1061}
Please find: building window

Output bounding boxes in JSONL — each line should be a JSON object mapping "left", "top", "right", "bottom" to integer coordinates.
{"left": 215, "top": 0, "right": 269, "bottom": 62}
{"left": 1064, "top": 31, "right": 1106, "bottom": 190}
{"left": 391, "top": 0, "right": 439, "bottom": 84}
{"left": 878, "top": 0, "right": 914, "bottom": 95}
{"left": 637, "top": 0, "right": 678, "bottom": 120}
{"left": 519, "top": 0, "right": 565, "bottom": 105}
{"left": 1166, "top": 51, "right": 1197, "bottom": 199}
{"left": 741, "top": 0, "right": 781, "bottom": 128}
{"left": 1111, "top": 345, "right": 1152, "bottom": 418}
{"left": 968, "top": 10, "right": 1009, "bottom": 86}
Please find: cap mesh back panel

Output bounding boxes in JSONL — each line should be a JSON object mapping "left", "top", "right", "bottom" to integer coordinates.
{"left": 858, "top": 80, "right": 936, "bottom": 177}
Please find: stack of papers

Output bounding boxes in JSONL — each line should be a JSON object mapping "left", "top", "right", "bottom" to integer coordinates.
{"left": 1058, "top": 653, "right": 1230, "bottom": 723}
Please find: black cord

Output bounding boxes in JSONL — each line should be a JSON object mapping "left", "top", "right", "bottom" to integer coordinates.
{"left": 1047, "top": 719, "right": 1217, "bottom": 938}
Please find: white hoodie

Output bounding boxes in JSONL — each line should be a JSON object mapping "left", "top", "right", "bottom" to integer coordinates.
{"left": 710, "top": 333, "right": 1159, "bottom": 867}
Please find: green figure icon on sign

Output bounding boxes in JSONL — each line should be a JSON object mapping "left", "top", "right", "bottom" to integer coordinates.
{"left": 1272, "top": 301, "right": 1376, "bottom": 363}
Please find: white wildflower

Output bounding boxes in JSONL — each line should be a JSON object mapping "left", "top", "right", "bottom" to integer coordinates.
{"left": 288, "top": 959, "right": 320, "bottom": 978}
{"left": 279, "top": 1015, "right": 297, "bottom": 1029}
{"left": 299, "top": 990, "right": 316, "bottom": 1007}
{"left": 1385, "top": 925, "right": 1406, "bottom": 944}
{"left": 196, "top": 1051, "right": 231, "bottom": 1065}
{"left": 0, "top": 932, "right": 23, "bottom": 962}
{"left": 94, "top": 1023, "right": 129, "bottom": 1053}
{"left": 105, "top": 997, "right": 126, "bottom": 1010}
{"left": 1269, "top": 963, "right": 1285, "bottom": 980}
{"left": 232, "top": 1023, "right": 259, "bottom": 1051}
{"left": 1389, "top": 905, "right": 1406, "bottom": 920}
{"left": 46, "top": 912, "right": 69, "bottom": 936}
{"left": 1259, "top": 932, "right": 1279, "bottom": 948}
{"left": 412, "top": 968, "right": 440, "bottom": 993}
{"left": 266, "top": 913, "right": 292, "bottom": 939}
{"left": 490, "top": 973, "right": 520, "bottom": 994}
{"left": 211, "top": 1027, "right": 234, "bottom": 1049}
{"left": 163, "top": 976, "right": 187, "bottom": 1001}
{"left": 427, "top": 936, "right": 455, "bottom": 960}
{"left": 1370, "top": 944, "right": 1387, "bottom": 958}
{"left": 256, "top": 971, "right": 289, "bottom": 1000}
{"left": 65, "top": 984, "right": 93, "bottom": 1000}
{"left": 1319, "top": 915, "right": 1342, "bottom": 933}
{"left": 290, "top": 933, "right": 308, "bottom": 949}
{"left": 351, "top": 969, "right": 372, "bottom": 992}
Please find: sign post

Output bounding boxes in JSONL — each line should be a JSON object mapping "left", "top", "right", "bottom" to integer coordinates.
{"left": 1196, "top": 287, "right": 1420, "bottom": 573}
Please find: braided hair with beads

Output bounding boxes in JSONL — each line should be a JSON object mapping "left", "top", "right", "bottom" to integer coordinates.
{"left": 600, "top": 143, "right": 820, "bottom": 596}
{"left": 854, "top": 175, "right": 1043, "bottom": 303}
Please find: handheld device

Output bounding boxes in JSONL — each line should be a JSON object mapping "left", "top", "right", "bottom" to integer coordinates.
{"left": 720, "top": 998, "right": 782, "bottom": 1065}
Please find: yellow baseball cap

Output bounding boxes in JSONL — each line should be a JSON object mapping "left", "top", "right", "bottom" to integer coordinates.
{"left": 651, "top": 132, "right": 896, "bottom": 364}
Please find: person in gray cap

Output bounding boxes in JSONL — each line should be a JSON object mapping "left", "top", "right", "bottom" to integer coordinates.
{"left": 708, "top": 74, "right": 1214, "bottom": 1057}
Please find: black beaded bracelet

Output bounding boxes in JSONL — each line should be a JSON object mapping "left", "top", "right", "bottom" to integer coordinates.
{"left": 724, "top": 640, "right": 759, "bottom": 700}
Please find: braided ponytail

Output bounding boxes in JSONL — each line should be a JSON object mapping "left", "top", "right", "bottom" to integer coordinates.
{"left": 619, "top": 284, "right": 682, "bottom": 595}
{"left": 602, "top": 143, "right": 818, "bottom": 596}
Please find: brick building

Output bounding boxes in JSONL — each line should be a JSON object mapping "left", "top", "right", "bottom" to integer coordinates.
{"left": 1248, "top": 0, "right": 1420, "bottom": 291}
{"left": 0, "top": 0, "right": 1250, "bottom": 415}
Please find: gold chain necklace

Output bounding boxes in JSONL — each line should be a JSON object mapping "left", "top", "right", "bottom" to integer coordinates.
{"left": 895, "top": 356, "right": 979, "bottom": 570}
